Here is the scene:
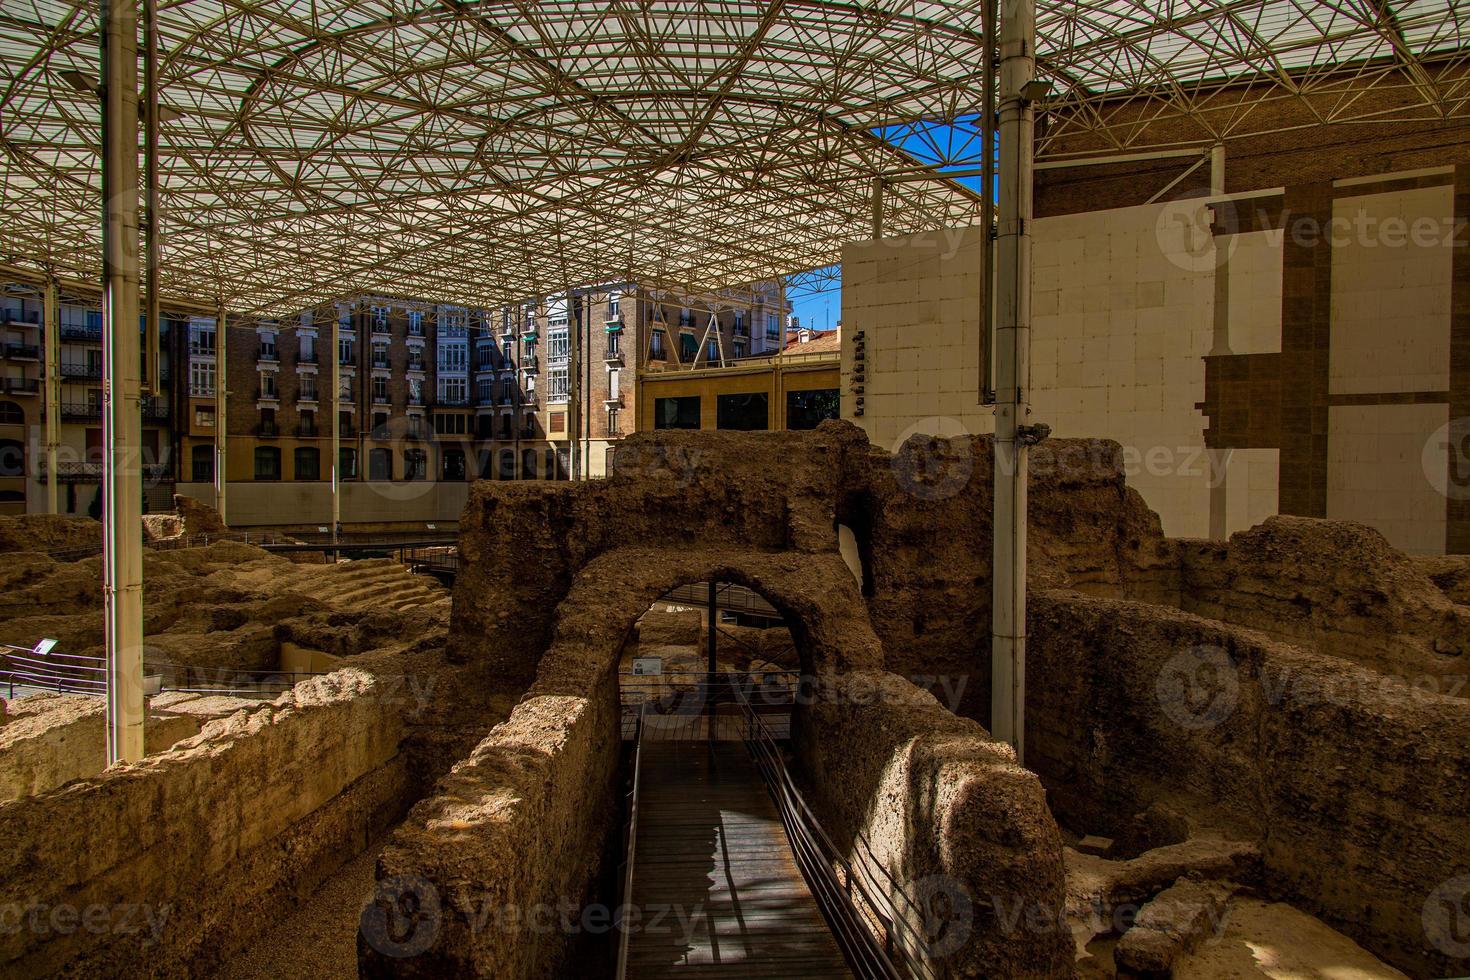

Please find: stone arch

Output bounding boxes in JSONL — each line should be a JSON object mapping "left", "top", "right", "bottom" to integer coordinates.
{"left": 531, "top": 546, "right": 885, "bottom": 693}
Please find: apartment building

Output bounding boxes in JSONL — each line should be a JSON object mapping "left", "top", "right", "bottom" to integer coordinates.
{"left": 0, "top": 286, "right": 177, "bottom": 517}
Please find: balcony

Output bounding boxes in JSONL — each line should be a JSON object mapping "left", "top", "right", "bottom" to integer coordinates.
{"left": 141, "top": 398, "right": 169, "bottom": 422}
{"left": 408, "top": 395, "right": 425, "bottom": 407}
{"left": 189, "top": 383, "right": 215, "bottom": 398}
{"left": 61, "top": 325, "right": 102, "bottom": 342}
{"left": 372, "top": 393, "right": 389, "bottom": 405}
{"left": 38, "top": 461, "right": 169, "bottom": 484}
{"left": 297, "top": 392, "right": 320, "bottom": 405}
{"left": 3, "top": 378, "right": 39, "bottom": 396}
{"left": 407, "top": 360, "right": 426, "bottom": 372}
{"left": 188, "top": 343, "right": 215, "bottom": 358}
{"left": 371, "top": 356, "right": 390, "bottom": 369}
{"left": 257, "top": 388, "right": 280, "bottom": 403}
{"left": 298, "top": 350, "right": 319, "bottom": 364}
{"left": 257, "top": 421, "right": 279, "bottom": 437}
{"left": 604, "top": 348, "right": 624, "bottom": 366}
{"left": 2, "top": 310, "right": 40, "bottom": 326}
{"left": 5, "top": 343, "right": 39, "bottom": 361}
{"left": 338, "top": 423, "right": 356, "bottom": 438}
{"left": 734, "top": 322, "right": 749, "bottom": 337}
{"left": 257, "top": 347, "right": 279, "bottom": 362}
{"left": 520, "top": 355, "right": 538, "bottom": 371}
{"left": 61, "top": 362, "right": 102, "bottom": 381}
{"left": 298, "top": 423, "right": 318, "bottom": 438}
{"left": 604, "top": 392, "right": 624, "bottom": 406}
{"left": 57, "top": 401, "right": 101, "bottom": 422}
{"left": 436, "top": 396, "right": 470, "bottom": 408}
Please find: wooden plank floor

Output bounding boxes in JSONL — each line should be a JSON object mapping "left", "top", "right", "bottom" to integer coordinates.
{"left": 625, "top": 740, "right": 853, "bottom": 979}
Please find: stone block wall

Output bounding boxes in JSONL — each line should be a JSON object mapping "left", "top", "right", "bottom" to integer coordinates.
{"left": 1027, "top": 589, "right": 1470, "bottom": 978}
{"left": 0, "top": 667, "right": 411, "bottom": 977}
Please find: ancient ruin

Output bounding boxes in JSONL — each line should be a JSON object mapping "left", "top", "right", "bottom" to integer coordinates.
{"left": 0, "top": 424, "right": 1461, "bottom": 978}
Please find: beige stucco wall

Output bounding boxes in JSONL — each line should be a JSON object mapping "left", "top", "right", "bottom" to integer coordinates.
{"left": 175, "top": 479, "right": 470, "bottom": 527}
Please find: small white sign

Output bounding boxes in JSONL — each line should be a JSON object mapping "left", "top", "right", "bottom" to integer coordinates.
{"left": 32, "top": 638, "right": 57, "bottom": 658}
{"left": 426, "top": 523, "right": 437, "bottom": 531}
{"left": 317, "top": 526, "right": 329, "bottom": 534}
{"left": 631, "top": 657, "right": 663, "bottom": 676}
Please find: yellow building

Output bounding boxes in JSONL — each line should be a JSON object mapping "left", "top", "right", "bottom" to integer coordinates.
{"left": 636, "top": 329, "right": 839, "bottom": 432}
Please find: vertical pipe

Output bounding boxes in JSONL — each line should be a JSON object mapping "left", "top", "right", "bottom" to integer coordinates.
{"left": 980, "top": 0, "right": 998, "bottom": 404}
{"left": 141, "top": 0, "right": 160, "bottom": 397}
{"left": 1210, "top": 143, "right": 1227, "bottom": 196}
{"left": 331, "top": 307, "right": 340, "bottom": 558}
{"left": 43, "top": 276, "right": 60, "bottom": 514}
{"left": 990, "top": 0, "right": 1035, "bottom": 763}
{"left": 707, "top": 581, "right": 717, "bottom": 675}
{"left": 870, "top": 177, "right": 884, "bottom": 239}
{"left": 101, "top": 0, "right": 145, "bottom": 764}
{"left": 214, "top": 302, "right": 227, "bottom": 524}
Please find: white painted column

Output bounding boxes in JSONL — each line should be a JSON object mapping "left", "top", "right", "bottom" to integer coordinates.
{"left": 101, "top": 0, "right": 145, "bottom": 764}
{"left": 43, "top": 276, "right": 60, "bottom": 515}
{"left": 990, "top": 0, "right": 1036, "bottom": 763}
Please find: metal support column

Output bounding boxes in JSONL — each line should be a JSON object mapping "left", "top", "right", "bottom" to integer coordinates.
{"left": 990, "top": 0, "right": 1036, "bottom": 763}
{"left": 330, "top": 309, "right": 341, "bottom": 559}
{"left": 214, "top": 302, "right": 227, "bottom": 523}
{"left": 101, "top": 0, "right": 145, "bottom": 764}
{"left": 42, "top": 276, "right": 60, "bottom": 514}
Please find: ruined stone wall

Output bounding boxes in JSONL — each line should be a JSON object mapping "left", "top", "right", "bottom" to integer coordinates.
{"left": 795, "top": 670, "right": 1073, "bottom": 979}
{"left": 0, "top": 666, "right": 414, "bottom": 977}
{"left": 1178, "top": 516, "right": 1470, "bottom": 692}
{"left": 1027, "top": 589, "right": 1470, "bottom": 978}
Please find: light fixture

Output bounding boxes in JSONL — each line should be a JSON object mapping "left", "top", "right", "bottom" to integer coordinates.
{"left": 1021, "top": 79, "right": 1053, "bottom": 103}
{"left": 154, "top": 103, "right": 186, "bottom": 123}
{"left": 58, "top": 69, "right": 99, "bottom": 94}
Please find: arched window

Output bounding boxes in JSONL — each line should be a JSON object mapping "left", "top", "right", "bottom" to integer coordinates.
{"left": 545, "top": 449, "right": 558, "bottom": 480}
{"left": 442, "top": 449, "right": 466, "bottom": 481}
{"left": 339, "top": 447, "right": 358, "bottom": 480}
{"left": 521, "top": 448, "right": 537, "bottom": 479}
{"left": 0, "top": 439, "right": 23, "bottom": 477}
{"left": 403, "top": 448, "right": 427, "bottom": 481}
{"left": 191, "top": 444, "right": 214, "bottom": 482}
{"left": 369, "top": 447, "right": 392, "bottom": 480}
{"left": 498, "top": 449, "right": 516, "bottom": 480}
{"left": 294, "top": 447, "right": 320, "bottom": 481}
{"left": 0, "top": 401, "right": 23, "bottom": 425}
{"left": 253, "top": 446, "right": 281, "bottom": 480}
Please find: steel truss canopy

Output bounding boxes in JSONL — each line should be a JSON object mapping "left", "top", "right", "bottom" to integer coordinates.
{"left": 1, "top": 1, "right": 1465, "bottom": 315}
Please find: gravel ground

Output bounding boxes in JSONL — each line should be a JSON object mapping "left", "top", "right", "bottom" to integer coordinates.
{"left": 217, "top": 840, "right": 384, "bottom": 980}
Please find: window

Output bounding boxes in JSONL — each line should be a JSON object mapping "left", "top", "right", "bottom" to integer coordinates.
{"left": 654, "top": 396, "right": 701, "bottom": 430}
{"left": 606, "top": 331, "right": 619, "bottom": 356}
{"left": 408, "top": 348, "right": 425, "bottom": 370}
{"left": 0, "top": 439, "right": 23, "bottom": 477}
{"left": 498, "top": 449, "right": 516, "bottom": 479}
{"left": 717, "top": 392, "right": 769, "bottom": 430}
{"left": 408, "top": 414, "right": 425, "bottom": 439}
{"left": 547, "top": 328, "right": 570, "bottom": 363}
{"left": 548, "top": 365, "right": 569, "bottom": 402}
{"left": 339, "top": 447, "right": 358, "bottom": 479}
{"left": 189, "top": 360, "right": 215, "bottom": 396}
{"left": 260, "top": 372, "right": 277, "bottom": 399}
{"left": 372, "top": 376, "right": 388, "bottom": 403}
{"left": 253, "top": 446, "right": 281, "bottom": 480}
{"left": 369, "top": 447, "right": 392, "bottom": 480}
{"left": 679, "top": 307, "right": 692, "bottom": 327}
{"left": 188, "top": 321, "right": 215, "bottom": 355}
{"left": 299, "top": 375, "right": 318, "bottom": 401}
{"left": 259, "top": 407, "right": 278, "bottom": 436}
{"left": 404, "top": 449, "right": 427, "bottom": 480}
{"left": 442, "top": 449, "right": 466, "bottom": 480}
{"left": 522, "top": 412, "right": 536, "bottom": 437}
{"left": 734, "top": 340, "right": 746, "bottom": 358}
{"left": 339, "top": 373, "right": 353, "bottom": 399}
{"left": 299, "top": 410, "right": 317, "bottom": 436}
{"left": 194, "top": 405, "right": 215, "bottom": 428}
{"left": 521, "top": 448, "right": 538, "bottom": 478}
{"left": 299, "top": 334, "right": 315, "bottom": 362}
{"left": 0, "top": 401, "right": 22, "bottom": 425}
{"left": 680, "top": 333, "right": 697, "bottom": 360}
{"left": 371, "top": 306, "right": 389, "bottom": 330}
{"left": 787, "top": 388, "right": 840, "bottom": 430}
{"left": 409, "top": 378, "right": 424, "bottom": 405}
{"left": 372, "top": 342, "right": 389, "bottom": 368}
{"left": 339, "top": 411, "right": 354, "bottom": 436}
{"left": 438, "top": 339, "right": 468, "bottom": 373}
{"left": 649, "top": 330, "right": 665, "bottom": 359}
{"left": 438, "top": 376, "right": 468, "bottom": 405}
{"left": 259, "top": 334, "right": 277, "bottom": 359}
{"left": 499, "top": 413, "right": 513, "bottom": 439}
{"left": 433, "top": 413, "right": 466, "bottom": 436}
{"left": 706, "top": 338, "right": 719, "bottom": 361}
{"left": 608, "top": 369, "right": 620, "bottom": 399}
{"left": 294, "top": 447, "right": 320, "bottom": 481}
{"left": 372, "top": 412, "right": 389, "bottom": 438}
{"left": 734, "top": 310, "right": 747, "bottom": 334}
{"left": 766, "top": 313, "right": 780, "bottom": 340}
{"left": 607, "top": 408, "right": 620, "bottom": 436}
{"left": 339, "top": 336, "right": 355, "bottom": 365}
{"left": 191, "top": 444, "right": 213, "bottom": 482}
{"left": 476, "top": 377, "right": 493, "bottom": 404}
{"left": 607, "top": 295, "right": 620, "bottom": 319}
{"left": 408, "top": 310, "right": 424, "bottom": 335}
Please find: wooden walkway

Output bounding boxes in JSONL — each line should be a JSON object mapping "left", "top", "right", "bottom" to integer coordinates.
{"left": 624, "top": 740, "right": 853, "bottom": 978}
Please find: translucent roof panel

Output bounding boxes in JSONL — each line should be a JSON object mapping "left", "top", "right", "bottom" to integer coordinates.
{"left": 0, "top": 0, "right": 1464, "bottom": 314}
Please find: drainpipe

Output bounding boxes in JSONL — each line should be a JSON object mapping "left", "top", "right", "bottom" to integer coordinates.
{"left": 990, "top": 0, "right": 1036, "bottom": 763}
{"left": 101, "top": 0, "right": 145, "bottom": 764}
{"left": 43, "top": 275, "right": 60, "bottom": 514}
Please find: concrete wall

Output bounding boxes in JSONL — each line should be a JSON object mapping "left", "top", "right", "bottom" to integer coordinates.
{"left": 1027, "top": 589, "right": 1470, "bottom": 979}
{"left": 841, "top": 167, "right": 1468, "bottom": 553}
{"left": 0, "top": 667, "right": 411, "bottom": 977}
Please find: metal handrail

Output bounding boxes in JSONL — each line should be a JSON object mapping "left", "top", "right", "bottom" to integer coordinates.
{"left": 0, "top": 643, "right": 327, "bottom": 699}
{"left": 614, "top": 704, "right": 645, "bottom": 980}
{"left": 734, "top": 688, "right": 916, "bottom": 980}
